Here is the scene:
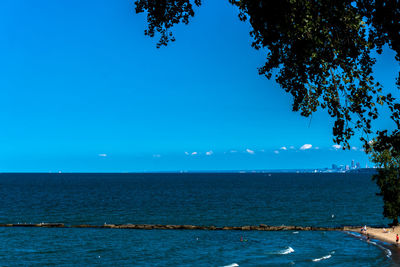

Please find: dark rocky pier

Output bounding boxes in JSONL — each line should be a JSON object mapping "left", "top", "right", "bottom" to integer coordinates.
{"left": 0, "top": 223, "right": 360, "bottom": 231}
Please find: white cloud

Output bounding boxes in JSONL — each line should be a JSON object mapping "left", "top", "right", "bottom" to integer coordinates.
{"left": 300, "top": 144, "right": 312, "bottom": 150}
{"left": 205, "top": 150, "right": 213, "bottom": 156}
{"left": 314, "top": 147, "right": 320, "bottom": 150}
{"left": 332, "top": 144, "right": 341, "bottom": 150}
{"left": 274, "top": 150, "right": 279, "bottom": 154}
{"left": 98, "top": 154, "right": 107, "bottom": 157}
{"left": 351, "top": 146, "right": 357, "bottom": 150}
{"left": 153, "top": 154, "right": 161, "bottom": 158}
{"left": 184, "top": 152, "right": 189, "bottom": 155}
{"left": 280, "top": 146, "right": 287, "bottom": 150}
{"left": 191, "top": 152, "right": 198, "bottom": 155}
{"left": 246, "top": 148, "right": 255, "bottom": 154}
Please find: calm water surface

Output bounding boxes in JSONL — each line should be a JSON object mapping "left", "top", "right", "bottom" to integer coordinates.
{"left": 0, "top": 173, "right": 396, "bottom": 266}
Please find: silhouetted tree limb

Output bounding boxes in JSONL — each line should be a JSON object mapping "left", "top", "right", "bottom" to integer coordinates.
{"left": 369, "top": 132, "right": 400, "bottom": 225}
{"left": 135, "top": 0, "right": 400, "bottom": 151}
{"left": 135, "top": 0, "right": 201, "bottom": 48}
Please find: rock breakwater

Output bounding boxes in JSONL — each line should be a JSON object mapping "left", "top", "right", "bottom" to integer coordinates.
{"left": 0, "top": 223, "right": 359, "bottom": 231}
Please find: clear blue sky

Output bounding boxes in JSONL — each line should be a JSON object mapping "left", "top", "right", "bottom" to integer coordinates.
{"left": 0, "top": 0, "right": 398, "bottom": 172}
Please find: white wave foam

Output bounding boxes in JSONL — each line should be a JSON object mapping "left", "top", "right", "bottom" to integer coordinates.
{"left": 279, "top": 247, "right": 295, "bottom": 255}
{"left": 346, "top": 231, "right": 392, "bottom": 259}
{"left": 312, "top": 254, "right": 331, "bottom": 262}
{"left": 292, "top": 231, "right": 299, "bottom": 234}
{"left": 346, "top": 231, "right": 364, "bottom": 241}
{"left": 222, "top": 264, "right": 239, "bottom": 267}
{"left": 374, "top": 243, "right": 392, "bottom": 258}
{"left": 385, "top": 249, "right": 392, "bottom": 258}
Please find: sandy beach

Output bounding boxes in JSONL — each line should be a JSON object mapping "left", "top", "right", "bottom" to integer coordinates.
{"left": 354, "top": 226, "right": 400, "bottom": 246}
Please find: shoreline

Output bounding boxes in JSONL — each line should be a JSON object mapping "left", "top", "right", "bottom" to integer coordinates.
{"left": 352, "top": 226, "right": 400, "bottom": 247}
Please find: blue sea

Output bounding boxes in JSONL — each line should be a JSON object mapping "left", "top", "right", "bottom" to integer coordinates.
{"left": 0, "top": 173, "right": 397, "bottom": 266}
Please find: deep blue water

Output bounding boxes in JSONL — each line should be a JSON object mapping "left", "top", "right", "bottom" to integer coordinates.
{"left": 0, "top": 173, "right": 396, "bottom": 266}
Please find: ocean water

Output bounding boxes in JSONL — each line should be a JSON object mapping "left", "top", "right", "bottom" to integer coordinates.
{"left": 0, "top": 173, "right": 397, "bottom": 266}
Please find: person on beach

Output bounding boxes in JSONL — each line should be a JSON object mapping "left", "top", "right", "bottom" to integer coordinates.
{"left": 361, "top": 225, "right": 367, "bottom": 233}
{"left": 396, "top": 234, "right": 399, "bottom": 244}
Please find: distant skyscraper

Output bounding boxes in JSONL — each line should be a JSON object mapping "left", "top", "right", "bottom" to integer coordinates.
{"left": 356, "top": 162, "right": 360, "bottom": 169}
{"left": 332, "top": 164, "right": 338, "bottom": 170}
{"left": 351, "top": 160, "right": 355, "bottom": 169}
{"left": 345, "top": 165, "right": 350, "bottom": 171}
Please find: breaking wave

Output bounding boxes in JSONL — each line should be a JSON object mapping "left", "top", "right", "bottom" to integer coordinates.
{"left": 312, "top": 254, "right": 332, "bottom": 262}
{"left": 279, "top": 247, "right": 295, "bottom": 255}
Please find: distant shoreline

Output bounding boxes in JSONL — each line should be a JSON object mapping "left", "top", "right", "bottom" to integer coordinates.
{"left": 0, "top": 169, "right": 377, "bottom": 174}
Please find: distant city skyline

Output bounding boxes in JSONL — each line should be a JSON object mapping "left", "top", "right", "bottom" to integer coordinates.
{"left": 0, "top": 146, "right": 371, "bottom": 172}
{"left": 0, "top": 0, "right": 397, "bottom": 172}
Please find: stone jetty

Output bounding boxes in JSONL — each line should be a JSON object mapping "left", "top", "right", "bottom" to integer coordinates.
{"left": 0, "top": 223, "right": 65, "bottom": 228}
{"left": 0, "top": 223, "right": 360, "bottom": 231}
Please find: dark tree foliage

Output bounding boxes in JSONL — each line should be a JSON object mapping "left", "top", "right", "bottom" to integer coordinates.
{"left": 134, "top": 0, "right": 201, "bottom": 48}
{"left": 135, "top": 0, "right": 400, "bottom": 149}
{"left": 373, "top": 167, "right": 400, "bottom": 225}
{"left": 234, "top": 0, "right": 385, "bottom": 149}
{"left": 135, "top": 0, "right": 400, "bottom": 221}
{"left": 369, "top": 132, "right": 400, "bottom": 225}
